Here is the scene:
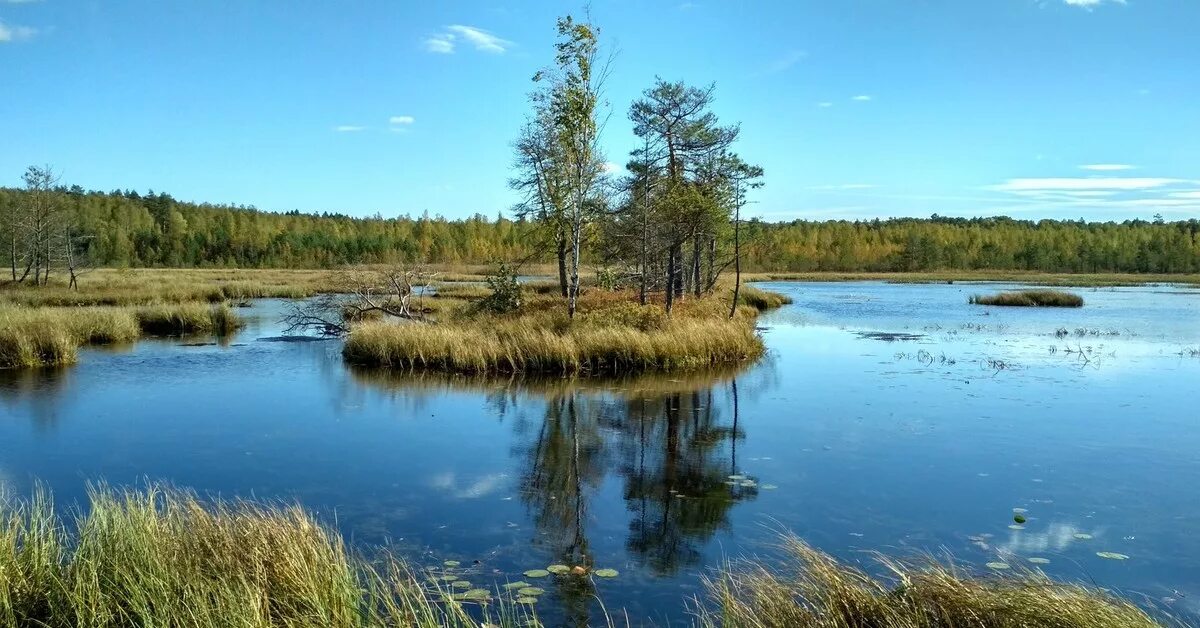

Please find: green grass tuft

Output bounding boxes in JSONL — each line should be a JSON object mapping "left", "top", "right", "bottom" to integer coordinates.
{"left": 970, "top": 289, "right": 1084, "bottom": 308}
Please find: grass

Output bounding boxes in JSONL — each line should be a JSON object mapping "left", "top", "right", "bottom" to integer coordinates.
{"left": 969, "top": 289, "right": 1084, "bottom": 308}
{"left": 0, "top": 489, "right": 1168, "bottom": 628}
{"left": 740, "top": 271, "right": 1200, "bottom": 287}
{"left": 0, "top": 304, "right": 241, "bottom": 368}
{"left": 0, "top": 485, "right": 537, "bottom": 628}
{"left": 737, "top": 284, "right": 794, "bottom": 310}
{"left": 696, "top": 534, "right": 1170, "bottom": 628}
{"left": 343, "top": 288, "right": 775, "bottom": 375}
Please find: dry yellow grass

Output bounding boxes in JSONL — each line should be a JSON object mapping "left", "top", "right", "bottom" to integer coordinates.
{"left": 697, "top": 534, "right": 1169, "bottom": 628}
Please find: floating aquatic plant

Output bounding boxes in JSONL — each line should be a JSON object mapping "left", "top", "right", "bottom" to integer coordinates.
{"left": 517, "top": 587, "right": 545, "bottom": 596}
{"left": 986, "top": 562, "right": 1011, "bottom": 570}
{"left": 523, "top": 569, "right": 550, "bottom": 578}
{"left": 594, "top": 568, "right": 619, "bottom": 578}
{"left": 1096, "top": 552, "right": 1129, "bottom": 560}
{"left": 547, "top": 564, "right": 570, "bottom": 574}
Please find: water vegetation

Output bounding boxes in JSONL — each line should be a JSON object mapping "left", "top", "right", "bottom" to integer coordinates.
{"left": 0, "top": 485, "right": 535, "bottom": 628}
{"left": 0, "top": 303, "right": 241, "bottom": 368}
{"left": 697, "top": 534, "right": 1168, "bottom": 628}
{"left": 0, "top": 488, "right": 1170, "bottom": 628}
{"left": 970, "top": 289, "right": 1084, "bottom": 308}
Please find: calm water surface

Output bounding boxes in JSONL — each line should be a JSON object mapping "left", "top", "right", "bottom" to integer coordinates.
{"left": 1, "top": 281, "right": 1198, "bottom": 625}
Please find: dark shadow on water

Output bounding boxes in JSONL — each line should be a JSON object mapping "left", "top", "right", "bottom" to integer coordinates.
{"left": 0, "top": 367, "right": 72, "bottom": 431}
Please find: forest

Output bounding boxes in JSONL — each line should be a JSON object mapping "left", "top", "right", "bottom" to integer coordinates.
{"left": 1, "top": 182, "right": 1195, "bottom": 276}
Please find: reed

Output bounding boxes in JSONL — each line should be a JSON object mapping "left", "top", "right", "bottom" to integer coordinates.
{"left": 135, "top": 303, "right": 241, "bottom": 336}
{"left": 0, "top": 485, "right": 535, "bottom": 628}
{"left": 737, "top": 284, "right": 794, "bottom": 311}
{"left": 970, "top": 290, "right": 1084, "bottom": 308}
{"left": 696, "top": 534, "right": 1169, "bottom": 628}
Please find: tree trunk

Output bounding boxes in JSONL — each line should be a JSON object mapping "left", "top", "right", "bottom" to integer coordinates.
{"left": 729, "top": 189, "right": 742, "bottom": 319}
{"left": 671, "top": 242, "right": 684, "bottom": 299}
{"left": 665, "top": 246, "right": 676, "bottom": 315}
{"left": 567, "top": 219, "right": 581, "bottom": 319}
{"left": 556, "top": 230, "right": 569, "bottom": 298}
{"left": 706, "top": 236, "right": 716, "bottom": 291}
{"left": 691, "top": 236, "right": 702, "bottom": 298}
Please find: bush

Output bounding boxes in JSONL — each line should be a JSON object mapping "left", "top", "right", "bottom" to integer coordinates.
{"left": 477, "top": 262, "right": 523, "bottom": 314}
{"left": 970, "top": 290, "right": 1084, "bottom": 308}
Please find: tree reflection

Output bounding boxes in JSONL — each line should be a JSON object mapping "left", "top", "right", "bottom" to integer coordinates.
{"left": 0, "top": 367, "right": 72, "bottom": 431}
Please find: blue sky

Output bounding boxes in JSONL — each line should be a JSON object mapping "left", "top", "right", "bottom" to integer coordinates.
{"left": 2, "top": 0, "right": 1197, "bottom": 221}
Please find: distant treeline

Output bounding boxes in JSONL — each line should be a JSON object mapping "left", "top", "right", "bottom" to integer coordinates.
{"left": 0, "top": 186, "right": 1196, "bottom": 273}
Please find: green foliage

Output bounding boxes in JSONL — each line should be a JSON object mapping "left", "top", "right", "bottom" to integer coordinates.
{"left": 478, "top": 262, "right": 523, "bottom": 314}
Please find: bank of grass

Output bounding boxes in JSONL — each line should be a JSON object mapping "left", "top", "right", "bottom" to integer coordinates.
{"left": 343, "top": 289, "right": 772, "bottom": 375}
{"left": 0, "top": 489, "right": 1168, "bottom": 628}
{"left": 0, "top": 304, "right": 241, "bottom": 368}
{"left": 737, "top": 284, "right": 794, "bottom": 310}
{"left": 697, "top": 534, "right": 1168, "bottom": 628}
{"left": 0, "top": 486, "right": 534, "bottom": 628}
{"left": 970, "top": 289, "right": 1084, "bottom": 308}
{"left": 741, "top": 270, "right": 1200, "bottom": 287}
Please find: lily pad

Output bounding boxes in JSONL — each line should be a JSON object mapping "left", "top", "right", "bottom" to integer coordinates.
{"left": 1028, "top": 557, "right": 1051, "bottom": 565}
{"left": 1096, "top": 552, "right": 1129, "bottom": 560}
{"left": 1073, "top": 533, "right": 1093, "bottom": 540}
{"left": 452, "top": 580, "right": 472, "bottom": 590}
{"left": 986, "top": 562, "right": 1011, "bottom": 570}
{"left": 515, "top": 596, "right": 538, "bottom": 605}
{"left": 594, "top": 568, "right": 619, "bottom": 578}
{"left": 461, "top": 588, "right": 491, "bottom": 601}
{"left": 517, "top": 587, "right": 545, "bottom": 596}
{"left": 523, "top": 569, "right": 550, "bottom": 578}
{"left": 546, "top": 564, "right": 571, "bottom": 575}
{"left": 443, "top": 560, "right": 461, "bottom": 567}
{"left": 440, "top": 575, "right": 459, "bottom": 582}
{"left": 502, "top": 581, "right": 531, "bottom": 590}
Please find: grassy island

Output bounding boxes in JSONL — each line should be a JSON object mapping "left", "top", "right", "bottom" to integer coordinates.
{"left": 970, "top": 289, "right": 1085, "bottom": 308}
{"left": 342, "top": 285, "right": 788, "bottom": 375}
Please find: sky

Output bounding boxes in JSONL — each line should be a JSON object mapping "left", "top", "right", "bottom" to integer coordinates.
{"left": 1, "top": 0, "right": 1198, "bottom": 222}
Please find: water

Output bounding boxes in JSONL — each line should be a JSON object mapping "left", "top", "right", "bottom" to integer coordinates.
{"left": 1, "top": 282, "right": 1197, "bottom": 624}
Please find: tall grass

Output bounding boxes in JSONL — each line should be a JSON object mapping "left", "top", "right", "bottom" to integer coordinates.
{"left": 970, "top": 290, "right": 1084, "bottom": 308}
{"left": 0, "top": 304, "right": 241, "bottom": 368}
{"left": 696, "top": 534, "right": 1169, "bottom": 628}
{"left": 737, "top": 285, "right": 794, "bottom": 311}
{"left": 0, "top": 485, "right": 535, "bottom": 628}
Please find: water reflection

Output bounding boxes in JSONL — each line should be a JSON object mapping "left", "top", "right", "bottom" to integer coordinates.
{"left": 348, "top": 365, "right": 775, "bottom": 623}
{"left": 0, "top": 367, "right": 72, "bottom": 431}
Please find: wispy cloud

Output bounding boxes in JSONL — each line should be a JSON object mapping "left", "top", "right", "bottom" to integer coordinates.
{"left": 334, "top": 125, "right": 366, "bottom": 132}
{"left": 0, "top": 20, "right": 37, "bottom": 42}
{"left": 1, "top": 0, "right": 44, "bottom": 4}
{"left": 851, "top": 95, "right": 872, "bottom": 102}
{"left": 1062, "top": 0, "right": 1126, "bottom": 8}
{"left": 1079, "top": 164, "right": 1136, "bottom": 171}
{"left": 992, "top": 177, "right": 1185, "bottom": 192}
{"left": 817, "top": 102, "right": 834, "bottom": 108}
{"left": 423, "top": 35, "right": 455, "bottom": 54}
{"left": 389, "top": 115, "right": 415, "bottom": 126}
{"left": 759, "top": 50, "right": 807, "bottom": 76}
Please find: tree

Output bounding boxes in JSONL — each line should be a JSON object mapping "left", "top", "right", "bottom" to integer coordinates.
{"left": 629, "top": 80, "right": 738, "bottom": 312}
{"left": 536, "top": 14, "right": 609, "bottom": 318}
{"left": 20, "top": 165, "right": 66, "bottom": 285}
{"left": 511, "top": 98, "right": 571, "bottom": 297}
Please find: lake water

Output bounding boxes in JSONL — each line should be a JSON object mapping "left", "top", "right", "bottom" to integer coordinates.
{"left": 1, "top": 282, "right": 1197, "bottom": 625}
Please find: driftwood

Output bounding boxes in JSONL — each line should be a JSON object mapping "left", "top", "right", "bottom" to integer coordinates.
{"left": 281, "top": 266, "right": 438, "bottom": 336}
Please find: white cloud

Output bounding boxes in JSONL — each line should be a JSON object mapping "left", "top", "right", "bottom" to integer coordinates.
{"left": 601, "top": 161, "right": 621, "bottom": 174}
{"left": 851, "top": 95, "right": 872, "bottom": 102}
{"left": 423, "top": 35, "right": 455, "bottom": 54}
{"left": 2, "top": 0, "right": 43, "bottom": 4}
{"left": 334, "top": 125, "right": 366, "bottom": 132}
{"left": 1079, "top": 164, "right": 1136, "bottom": 171}
{"left": 389, "top": 115, "right": 415, "bottom": 125}
{"left": 0, "top": 20, "right": 37, "bottom": 42}
{"left": 1169, "top": 191, "right": 1200, "bottom": 200}
{"left": 992, "top": 177, "right": 1186, "bottom": 192}
{"left": 446, "top": 25, "right": 511, "bottom": 54}
{"left": 817, "top": 102, "right": 834, "bottom": 108}
{"left": 1062, "top": 0, "right": 1126, "bottom": 8}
